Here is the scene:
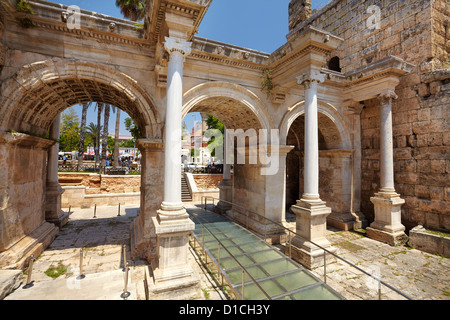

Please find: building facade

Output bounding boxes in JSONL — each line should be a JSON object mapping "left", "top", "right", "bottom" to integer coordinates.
{"left": 0, "top": 0, "right": 448, "bottom": 296}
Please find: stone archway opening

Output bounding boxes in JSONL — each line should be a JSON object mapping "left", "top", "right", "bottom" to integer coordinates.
{"left": 182, "top": 86, "right": 281, "bottom": 237}
{"left": 0, "top": 59, "right": 160, "bottom": 269}
{"left": 286, "top": 112, "right": 353, "bottom": 227}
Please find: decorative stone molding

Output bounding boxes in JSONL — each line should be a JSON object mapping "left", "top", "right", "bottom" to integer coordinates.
{"left": 164, "top": 36, "right": 192, "bottom": 56}
{"left": 296, "top": 70, "right": 326, "bottom": 88}
{"left": 377, "top": 90, "right": 398, "bottom": 106}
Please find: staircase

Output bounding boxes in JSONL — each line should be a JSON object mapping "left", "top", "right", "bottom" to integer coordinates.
{"left": 181, "top": 173, "right": 192, "bottom": 202}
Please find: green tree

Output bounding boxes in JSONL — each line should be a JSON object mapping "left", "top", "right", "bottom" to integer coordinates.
{"left": 204, "top": 114, "right": 225, "bottom": 158}
{"left": 59, "top": 107, "right": 80, "bottom": 152}
{"left": 85, "top": 122, "right": 102, "bottom": 163}
{"left": 124, "top": 117, "right": 142, "bottom": 141}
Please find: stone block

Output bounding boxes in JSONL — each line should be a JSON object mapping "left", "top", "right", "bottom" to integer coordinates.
{"left": 408, "top": 225, "right": 450, "bottom": 258}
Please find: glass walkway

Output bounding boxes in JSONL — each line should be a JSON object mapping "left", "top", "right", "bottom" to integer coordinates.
{"left": 187, "top": 206, "right": 344, "bottom": 300}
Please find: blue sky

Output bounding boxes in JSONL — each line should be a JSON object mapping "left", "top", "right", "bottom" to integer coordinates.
{"left": 56, "top": 0, "right": 331, "bottom": 135}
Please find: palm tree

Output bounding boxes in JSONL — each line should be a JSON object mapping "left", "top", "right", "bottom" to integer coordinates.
{"left": 114, "top": 107, "right": 121, "bottom": 168}
{"left": 101, "top": 104, "right": 111, "bottom": 170}
{"left": 77, "top": 102, "right": 91, "bottom": 171}
{"left": 115, "top": 0, "right": 146, "bottom": 21}
{"left": 95, "top": 102, "right": 104, "bottom": 170}
{"left": 86, "top": 123, "right": 102, "bottom": 164}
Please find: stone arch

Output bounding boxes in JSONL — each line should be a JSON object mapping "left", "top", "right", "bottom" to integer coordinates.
{"left": 282, "top": 100, "right": 354, "bottom": 224}
{"left": 0, "top": 58, "right": 162, "bottom": 267}
{"left": 182, "top": 81, "right": 274, "bottom": 132}
{"left": 0, "top": 58, "right": 161, "bottom": 138}
{"left": 279, "top": 100, "right": 351, "bottom": 149}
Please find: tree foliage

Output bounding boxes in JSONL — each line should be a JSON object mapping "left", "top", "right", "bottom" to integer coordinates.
{"left": 115, "top": 0, "right": 146, "bottom": 21}
{"left": 59, "top": 107, "right": 80, "bottom": 152}
{"left": 124, "top": 117, "right": 142, "bottom": 142}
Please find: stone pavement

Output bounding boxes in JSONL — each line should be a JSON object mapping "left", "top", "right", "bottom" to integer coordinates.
{"left": 2, "top": 203, "right": 449, "bottom": 300}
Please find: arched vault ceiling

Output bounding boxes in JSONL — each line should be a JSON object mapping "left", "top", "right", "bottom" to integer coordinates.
{"left": 288, "top": 113, "right": 343, "bottom": 150}
{"left": 8, "top": 78, "right": 146, "bottom": 135}
{"left": 188, "top": 97, "right": 263, "bottom": 131}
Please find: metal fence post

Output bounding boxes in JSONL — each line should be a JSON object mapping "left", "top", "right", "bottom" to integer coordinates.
{"left": 23, "top": 254, "right": 35, "bottom": 289}
{"left": 78, "top": 248, "right": 85, "bottom": 279}
{"left": 93, "top": 204, "right": 97, "bottom": 218}
{"left": 121, "top": 262, "right": 130, "bottom": 299}
{"left": 117, "top": 203, "right": 121, "bottom": 216}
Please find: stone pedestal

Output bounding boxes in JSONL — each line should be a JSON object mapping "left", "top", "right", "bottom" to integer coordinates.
{"left": 45, "top": 181, "right": 69, "bottom": 228}
{"left": 150, "top": 216, "right": 200, "bottom": 299}
{"left": 368, "top": 192, "right": 407, "bottom": 246}
{"left": 216, "top": 179, "right": 232, "bottom": 214}
{"left": 45, "top": 115, "right": 69, "bottom": 228}
{"left": 290, "top": 199, "right": 335, "bottom": 269}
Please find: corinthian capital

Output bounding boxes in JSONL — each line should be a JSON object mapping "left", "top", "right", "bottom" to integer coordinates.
{"left": 377, "top": 90, "right": 398, "bottom": 106}
{"left": 164, "top": 36, "right": 192, "bottom": 56}
{"left": 297, "top": 70, "right": 326, "bottom": 89}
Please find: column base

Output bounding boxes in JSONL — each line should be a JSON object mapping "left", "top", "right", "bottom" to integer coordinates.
{"left": 0, "top": 222, "right": 59, "bottom": 270}
{"left": 327, "top": 211, "right": 368, "bottom": 231}
{"left": 215, "top": 179, "right": 232, "bottom": 214}
{"left": 366, "top": 227, "right": 408, "bottom": 247}
{"left": 369, "top": 192, "right": 407, "bottom": 246}
{"left": 130, "top": 216, "right": 156, "bottom": 263}
{"left": 289, "top": 198, "right": 335, "bottom": 269}
{"left": 45, "top": 182, "right": 69, "bottom": 228}
{"left": 150, "top": 213, "right": 199, "bottom": 298}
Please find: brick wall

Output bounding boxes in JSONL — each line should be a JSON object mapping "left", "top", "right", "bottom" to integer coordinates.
{"left": 290, "top": 0, "right": 450, "bottom": 231}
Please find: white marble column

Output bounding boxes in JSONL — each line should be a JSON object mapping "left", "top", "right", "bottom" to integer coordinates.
{"left": 158, "top": 36, "right": 192, "bottom": 222}
{"left": 298, "top": 71, "right": 325, "bottom": 201}
{"left": 379, "top": 91, "right": 397, "bottom": 194}
{"left": 45, "top": 114, "right": 68, "bottom": 228}
{"left": 289, "top": 71, "right": 335, "bottom": 269}
{"left": 151, "top": 36, "right": 199, "bottom": 297}
{"left": 368, "top": 90, "right": 407, "bottom": 246}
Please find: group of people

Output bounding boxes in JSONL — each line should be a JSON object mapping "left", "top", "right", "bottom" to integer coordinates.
{"left": 104, "top": 156, "right": 134, "bottom": 167}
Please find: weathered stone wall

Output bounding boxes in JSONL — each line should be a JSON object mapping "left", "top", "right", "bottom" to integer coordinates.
{"left": 289, "top": 0, "right": 449, "bottom": 231}
{"left": 192, "top": 174, "right": 223, "bottom": 190}
{"left": 0, "top": 134, "right": 52, "bottom": 252}
{"left": 58, "top": 173, "right": 141, "bottom": 194}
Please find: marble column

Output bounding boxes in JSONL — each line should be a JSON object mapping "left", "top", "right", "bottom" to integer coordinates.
{"left": 151, "top": 36, "right": 199, "bottom": 297}
{"left": 289, "top": 71, "right": 335, "bottom": 269}
{"left": 45, "top": 114, "right": 68, "bottom": 228}
{"left": 368, "top": 90, "right": 407, "bottom": 246}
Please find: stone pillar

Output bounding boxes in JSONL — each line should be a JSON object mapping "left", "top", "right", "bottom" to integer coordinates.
{"left": 368, "top": 91, "right": 407, "bottom": 246}
{"left": 131, "top": 138, "right": 164, "bottom": 263}
{"left": 289, "top": 71, "right": 335, "bottom": 269}
{"left": 327, "top": 101, "right": 368, "bottom": 230}
{"left": 151, "top": 36, "right": 199, "bottom": 298}
{"left": 264, "top": 145, "right": 295, "bottom": 243}
{"left": 216, "top": 129, "right": 232, "bottom": 214}
{"left": 45, "top": 115, "right": 68, "bottom": 228}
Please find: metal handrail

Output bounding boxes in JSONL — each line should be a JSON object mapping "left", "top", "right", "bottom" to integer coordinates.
{"left": 185, "top": 206, "right": 272, "bottom": 300}
{"left": 201, "top": 196, "right": 413, "bottom": 300}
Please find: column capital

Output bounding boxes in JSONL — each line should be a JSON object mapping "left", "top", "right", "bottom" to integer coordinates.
{"left": 377, "top": 90, "right": 398, "bottom": 106}
{"left": 164, "top": 36, "right": 192, "bottom": 56}
{"left": 343, "top": 100, "right": 364, "bottom": 115}
{"left": 297, "top": 70, "right": 326, "bottom": 88}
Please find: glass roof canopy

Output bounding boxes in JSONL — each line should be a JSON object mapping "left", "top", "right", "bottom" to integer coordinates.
{"left": 188, "top": 207, "right": 344, "bottom": 300}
